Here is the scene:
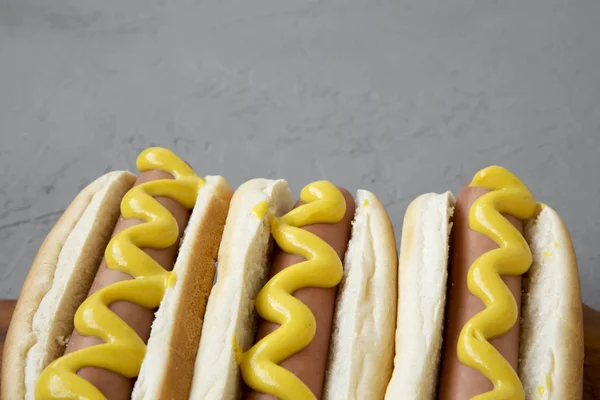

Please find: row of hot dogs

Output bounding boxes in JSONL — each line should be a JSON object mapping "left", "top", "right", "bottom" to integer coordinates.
{"left": 2, "top": 147, "right": 583, "bottom": 399}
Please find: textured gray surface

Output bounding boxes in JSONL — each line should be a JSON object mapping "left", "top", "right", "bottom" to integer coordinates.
{"left": 1, "top": 0, "right": 599, "bottom": 308}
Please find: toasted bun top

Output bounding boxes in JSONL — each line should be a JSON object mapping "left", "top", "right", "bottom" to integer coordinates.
{"left": 324, "top": 190, "right": 398, "bottom": 400}
{"left": 2, "top": 171, "right": 136, "bottom": 400}
{"left": 133, "top": 175, "right": 233, "bottom": 400}
{"left": 385, "top": 191, "right": 455, "bottom": 400}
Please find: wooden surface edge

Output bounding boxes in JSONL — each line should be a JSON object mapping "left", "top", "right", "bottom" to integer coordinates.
{"left": 0, "top": 300, "right": 598, "bottom": 397}
{"left": 584, "top": 305, "right": 600, "bottom": 399}
{"left": 0, "top": 299, "right": 16, "bottom": 392}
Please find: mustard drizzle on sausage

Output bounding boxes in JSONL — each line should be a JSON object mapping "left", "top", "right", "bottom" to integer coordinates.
{"left": 237, "top": 181, "right": 346, "bottom": 400}
{"left": 458, "top": 166, "right": 537, "bottom": 400}
{"left": 35, "top": 147, "right": 204, "bottom": 400}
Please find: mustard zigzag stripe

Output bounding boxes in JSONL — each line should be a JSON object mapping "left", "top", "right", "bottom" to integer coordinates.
{"left": 458, "top": 166, "right": 537, "bottom": 400}
{"left": 35, "top": 148, "right": 204, "bottom": 400}
{"left": 238, "top": 181, "right": 345, "bottom": 400}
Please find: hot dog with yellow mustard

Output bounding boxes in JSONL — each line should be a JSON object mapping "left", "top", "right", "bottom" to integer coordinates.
{"left": 2, "top": 158, "right": 399, "bottom": 400}
{"left": 386, "top": 166, "right": 584, "bottom": 400}
{"left": 2, "top": 158, "right": 583, "bottom": 400}
{"left": 191, "top": 180, "right": 398, "bottom": 400}
{"left": 2, "top": 147, "right": 233, "bottom": 400}
{"left": 243, "top": 188, "right": 356, "bottom": 400}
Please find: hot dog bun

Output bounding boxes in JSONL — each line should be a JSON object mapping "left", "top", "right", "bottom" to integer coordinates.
{"left": 324, "top": 190, "right": 398, "bottom": 399}
{"left": 132, "top": 175, "right": 232, "bottom": 400}
{"left": 520, "top": 204, "right": 583, "bottom": 398}
{"left": 2, "top": 149, "right": 233, "bottom": 400}
{"left": 2, "top": 171, "right": 136, "bottom": 400}
{"left": 385, "top": 191, "right": 455, "bottom": 400}
{"left": 386, "top": 192, "right": 583, "bottom": 399}
{"left": 205, "top": 182, "right": 397, "bottom": 399}
{"left": 3, "top": 158, "right": 584, "bottom": 400}
{"left": 189, "top": 179, "right": 294, "bottom": 399}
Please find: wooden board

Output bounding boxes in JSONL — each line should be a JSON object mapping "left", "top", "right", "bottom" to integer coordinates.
{"left": 584, "top": 305, "right": 600, "bottom": 399}
{"left": 0, "top": 300, "right": 599, "bottom": 397}
{"left": 0, "top": 300, "right": 16, "bottom": 376}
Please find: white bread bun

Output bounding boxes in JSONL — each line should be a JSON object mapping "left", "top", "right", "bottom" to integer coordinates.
{"left": 188, "top": 179, "right": 293, "bottom": 400}
{"left": 385, "top": 195, "right": 583, "bottom": 399}
{"left": 385, "top": 191, "right": 455, "bottom": 400}
{"left": 1, "top": 171, "right": 136, "bottom": 400}
{"left": 2, "top": 171, "right": 232, "bottom": 400}
{"left": 323, "top": 190, "right": 398, "bottom": 400}
{"left": 519, "top": 204, "right": 584, "bottom": 399}
{"left": 132, "top": 176, "right": 233, "bottom": 400}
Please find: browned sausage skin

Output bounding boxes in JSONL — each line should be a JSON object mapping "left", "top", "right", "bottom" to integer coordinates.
{"left": 64, "top": 170, "right": 191, "bottom": 400}
{"left": 438, "top": 185, "right": 524, "bottom": 400}
{"left": 245, "top": 188, "right": 355, "bottom": 400}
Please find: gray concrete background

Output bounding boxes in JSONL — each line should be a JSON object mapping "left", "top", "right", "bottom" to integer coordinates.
{"left": 1, "top": 0, "right": 599, "bottom": 308}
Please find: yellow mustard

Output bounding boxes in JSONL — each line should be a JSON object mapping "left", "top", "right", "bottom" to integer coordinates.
{"left": 458, "top": 166, "right": 537, "bottom": 400}
{"left": 35, "top": 147, "right": 204, "bottom": 400}
{"left": 537, "top": 385, "right": 545, "bottom": 396}
{"left": 536, "top": 374, "right": 553, "bottom": 398}
{"left": 237, "top": 180, "right": 346, "bottom": 400}
{"left": 252, "top": 200, "right": 269, "bottom": 219}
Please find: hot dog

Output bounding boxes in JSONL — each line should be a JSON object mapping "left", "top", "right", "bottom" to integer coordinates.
{"left": 63, "top": 169, "right": 192, "bottom": 400}
{"left": 385, "top": 166, "right": 584, "bottom": 399}
{"left": 191, "top": 182, "right": 398, "bottom": 400}
{"left": 3, "top": 163, "right": 398, "bottom": 400}
{"left": 3, "top": 158, "right": 583, "bottom": 400}
{"left": 2, "top": 147, "right": 233, "bottom": 400}
{"left": 245, "top": 189, "right": 355, "bottom": 400}
{"left": 438, "top": 186, "right": 525, "bottom": 399}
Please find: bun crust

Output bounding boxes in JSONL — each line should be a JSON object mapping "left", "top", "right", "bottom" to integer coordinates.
{"left": 132, "top": 176, "right": 233, "bottom": 400}
{"left": 385, "top": 192, "right": 455, "bottom": 400}
{"left": 2, "top": 171, "right": 136, "bottom": 400}
{"left": 324, "top": 190, "right": 398, "bottom": 400}
{"left": 188, "top": 179, "right": 293, "bottom": 400}
{"left": 519, "top": 205, "right": 584, "bottom": 399}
